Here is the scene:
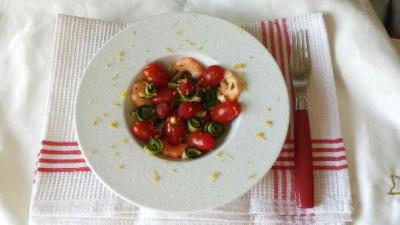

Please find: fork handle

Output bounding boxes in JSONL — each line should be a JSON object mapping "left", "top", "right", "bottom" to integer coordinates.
{"left": 294, "top": 109, "right": 314, "bottom": 208}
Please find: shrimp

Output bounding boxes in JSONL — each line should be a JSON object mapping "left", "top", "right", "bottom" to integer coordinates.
{"left": 217, "top": 70, "right": 241, "bottom": 102}
{"left": 173, "top": 57, "right": 204, "bottom": 78}
{"left": 131, "top": 80, "right": 153, "bottom": 106}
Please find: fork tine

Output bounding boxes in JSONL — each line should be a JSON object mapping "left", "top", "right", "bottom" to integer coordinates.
{"left": 297, "top": 31, "right": 302, "bottom": 66}
{"left": 291, "top": 32, "right": 296, "bottom": 67}
{"left": 301, "top": 30, "right": 307, "bottom": 66}
{"left": 300, "top": 30, "right": 310, "bottom": 66}
{"left": 304, "top": 30, "right": 311, "bottom": 65}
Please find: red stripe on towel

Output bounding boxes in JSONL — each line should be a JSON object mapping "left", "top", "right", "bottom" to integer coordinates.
{"left": 42, "top": 140, "right": 79, "bottom": 146}
{"left": 38, "top": 158, "right": 86, "bottom": 163}
{"left": 37, "top": 167, "right": 91, "bottom": 172}
{"left": 40, "top": 149, "right": 81, "bottom": 155}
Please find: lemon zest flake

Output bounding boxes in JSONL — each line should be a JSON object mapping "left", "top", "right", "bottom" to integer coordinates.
{"left": 91, "top": 119, "right": 99, "bottom": 126}
{"left": 121, "top": 138, "right": 129, "bottom": 144}
{"left": 153, "top": 170, "right": 161, "bottom": 182}
{"left": 111, "top": 150, "right": 120, "bottom": 157}
{"left": 114, "top": 102, "right": 121, "bottom": 108}
{"left": 210, "top": 172, "right": 221, "bottom": 182}
{"left": 119, "top": 90, "right": 127, "bottom": 99}
{"left": 116, "top": 164, "right": 124, "bottom": 171}
{"left": 233, "top": 63, "right": 246, "bottom": 70}
{"left": 248, "top": 173, "right": 256, "bottom": 180}
{"left": 256, "top": 132, "right": 266, "bottom": 141}
{"left": 166, "top": 47, "right": 174, "bottom": 53}
{"left": 225, "top": 153, "right": 234, "bottom": 160}
{"left": 184, "top": 39, "right": 195, "bottom": 47}
{"left": 108, "top": 121, "right": 118, "bottom": 129}
{"left": 115, "top": 51, "right": 124, "bottom": 61}
{"left": 216, "top": 152, "right": 224, "bottom": 157}
{"left": 265, "top": 120, "right": 274, "bottom": 127}
{"left": 110, "top": 74, "right": 119, "bottom": 80}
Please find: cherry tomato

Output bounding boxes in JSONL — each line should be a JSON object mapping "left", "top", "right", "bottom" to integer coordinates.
{"left": 132, "top": 121, "right": 157, "bottom": 142}
{"left": 155, "top": 102, "right": 173, "bottom": 119}
{"left": 142, "top": 63, "right": 170, "bottom": 88}
{"left": 200, "top": 65, "right": 225, "bottom": 88}
{"left": 152, "top": 87, "right": 177, "bottom": 104}
{"left": 211, "top": 101, "right": 241, "bottom": 123}
{"left": 178, "top": 102, "right": 204, "bottom": 119}
{"left": 161, "top": 140, "right": 187, "bottom": 159}
{"left": 178, "top": 78, "right": 195, "bottom": 96}
{"left": 187, "top": 131, "right": 215, "bottom": 152}
{"left": 165, "top": 115, "right": 186, "bottom": 146}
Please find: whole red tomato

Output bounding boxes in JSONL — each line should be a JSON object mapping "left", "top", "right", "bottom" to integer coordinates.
{"left": 164, "top": 115, "right": 186, "bottom": 146}
{"left": 152, "top": 87, "right": 177, "bottom": 104}
{"left": 178, "top": 102, "right": 204, "bottom": 119}
{"left": 211, "top": 101, "right": 241, "bottom": 123}
{"left": 132, "top": 121, "right": 157, "bottom": 142}
{"left": 200, "top": 65, "right": 225, "bottom": 88}
{"left": 187, "top": 131, "right": 215, "bottom": 152}
{"left": 142, "top": 63, "right": 170, "bottom": 88}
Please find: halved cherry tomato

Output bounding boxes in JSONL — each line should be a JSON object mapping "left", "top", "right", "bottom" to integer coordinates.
{"left": 165, "top": 115, "right": 186, "bottom": 146}
{"left": 177, "top": 102, "right": 204, "bottom": 119}
{"left": 187, "top": 131, "right": 215, "bottom": 152}
{"left": 161, "top": 140, "right": 187, "bottom": 159}
{"left": 155, "top": 102, "right": 173, "bottom": 119}
{"left": 142, "top": 63, "right": 170, "bottom": 88}
{"left": 132, "top": 121, "right": 157, "bottom": 142}
{"left": 178, "top": 78, "right": 195, "bottom": 96}
{"left": 211, "top": 101, "right": 241, "bottom": 124}
{"left": 152, "top": 87, "right": 177, "bottom": 104}
{"left": 200, "top": 65, "right": 225, "bottom": 88}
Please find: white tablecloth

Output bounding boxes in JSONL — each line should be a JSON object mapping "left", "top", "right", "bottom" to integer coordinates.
{"left": 1, "top": 0, "right": 399, "bottom": 224}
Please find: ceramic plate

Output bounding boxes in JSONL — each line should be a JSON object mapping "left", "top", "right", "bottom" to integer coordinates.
{"left": 75, "top": 13, "right": 289, "bottom": 212}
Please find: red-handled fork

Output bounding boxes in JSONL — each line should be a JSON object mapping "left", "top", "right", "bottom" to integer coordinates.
{"left": 290, "top": 30, "right": 314, "bottom": 208}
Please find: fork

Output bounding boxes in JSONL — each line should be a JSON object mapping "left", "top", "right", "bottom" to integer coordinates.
{"left": 290, "top": 30, "right": 314, "bottom": 208}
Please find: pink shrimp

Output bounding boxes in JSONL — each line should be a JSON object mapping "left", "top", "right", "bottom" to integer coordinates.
{"left": 131, "top": 80, "right": 153, "bottom": 106}
{"left": 173, "top": 57, "right": 205, "bottom": 78}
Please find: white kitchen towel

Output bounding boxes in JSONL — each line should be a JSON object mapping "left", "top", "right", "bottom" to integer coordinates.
{"left": 29, "top": 13, "right": 352, "bottom": 225}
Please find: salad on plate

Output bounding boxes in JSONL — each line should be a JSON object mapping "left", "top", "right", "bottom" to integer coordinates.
{"left": 130, "top": 57, "right": 242, "bottom": 159}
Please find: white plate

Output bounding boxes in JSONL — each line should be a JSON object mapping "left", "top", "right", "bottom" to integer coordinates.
{"left": 75, "top": 13, "right": 289, "bottom": 212}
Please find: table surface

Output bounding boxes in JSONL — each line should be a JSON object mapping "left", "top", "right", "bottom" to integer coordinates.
{"left": 1, "top": 0, "right": 400, "bottom": 224}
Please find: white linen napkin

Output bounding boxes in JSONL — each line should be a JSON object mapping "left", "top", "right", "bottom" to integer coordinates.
{"left": 29, "top": 13, "right": 352, "bottom": 225}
